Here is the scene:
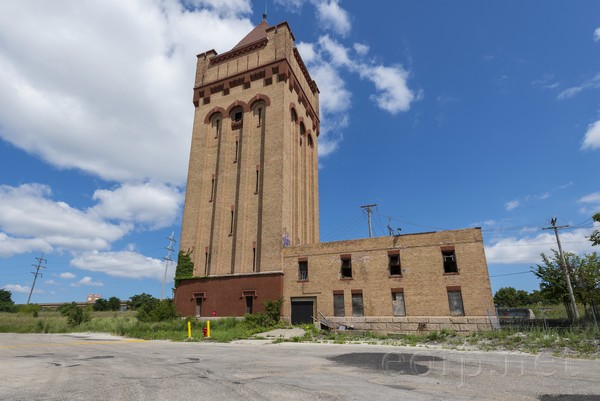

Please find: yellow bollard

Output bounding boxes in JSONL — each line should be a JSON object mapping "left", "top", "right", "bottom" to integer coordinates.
{"left": 187, "top": 321, "right": 192, "bottom": 338}
{"left": 206, "top": 320, "right": 211, "bottom": 338}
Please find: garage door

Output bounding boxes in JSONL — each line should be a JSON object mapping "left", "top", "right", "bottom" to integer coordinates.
{"left": 291, "top": 300, "right": 314, "bottom": 325}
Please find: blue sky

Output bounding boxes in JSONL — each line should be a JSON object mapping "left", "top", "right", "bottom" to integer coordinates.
{"left": 1, "top": 0, "right": 599, "bottom": 304}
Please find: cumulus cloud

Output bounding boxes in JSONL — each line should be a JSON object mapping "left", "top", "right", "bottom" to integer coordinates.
{"left": 579, "top": 191, "right": 600, "bottom": 214}
{"left": 485, "top": 226, "right": 598, "bottom": 265}
{"left": 594, "top": 27, "right": 600, "bottom": 42}
{"left": 301, "top": 34, "right": 417, "bottom": 156}
{"left": 582, "top": 120, "right": 600, "bottom": 150}
{"left": 71, "top": 276, "right": 104, "bottom": 287}
{"left": 70, "top": 250, "right": 173, "bottom": 280}
{"left": 0, "top": 184, "right": 128, "bottom": 256}
{"left": 315, "top": 0, "right": 351, "bottom": 37}
{"left": 2, "top": 284, "right": 33, "bottom": 294}
{"left": 0, "top": 1, "right": 253, "bottom": 185}
{"left": 58, "top": 272, "right": 76, "bottom": 279}
{"left": 90, "top": 182, "right": 183, "bottom": 229}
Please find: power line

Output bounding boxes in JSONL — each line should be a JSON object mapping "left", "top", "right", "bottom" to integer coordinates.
{"left": 489, "top": 271, "right": 533, "bottom": 278}
{"left": 27, "top": 253, "right": 46, "bottom": 304}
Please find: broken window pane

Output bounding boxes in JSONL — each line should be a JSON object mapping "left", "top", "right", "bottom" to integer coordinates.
{"left": 340, "top": 258, "right": 352, "bottom": 278}
{"left": 298, "top": 261, "right": 308, "bottom": 281}
{"left": 442, "top": 250, "right": 458, "bottom": 273}
{"left": 389, "top": 254, "right": 401, "bottom": 276}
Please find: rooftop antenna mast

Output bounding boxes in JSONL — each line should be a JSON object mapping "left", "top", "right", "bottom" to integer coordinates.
{"left": 360, "top": 204, "right": 377, "bottom": 238}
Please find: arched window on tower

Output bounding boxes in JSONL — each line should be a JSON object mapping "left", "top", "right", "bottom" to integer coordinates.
{"left": 253, "top": 102, "right": 265, "bottom": 127}
{"left": 210, "top": 114, "right": 222, "bottom": 138}
{"left": 231, "top": 107, "right": 243, "bottom": 130}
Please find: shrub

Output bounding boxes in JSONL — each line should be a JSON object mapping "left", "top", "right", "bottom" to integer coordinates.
{"left": 58, "top": 302, "right": 91, "bottom": 326}
{"left": 18, "top": 304, "right": 42, "bottom": 315}
{"left": 128, "top": 293, "right": 157, "bottom": 310}
{"left": 137, "top": 299, "right": 179, "bottom": 322}
{"left": 0, "top": 289, "right": 16, "bottom": 313}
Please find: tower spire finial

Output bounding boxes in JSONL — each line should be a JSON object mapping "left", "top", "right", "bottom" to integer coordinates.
{"left": 262, "top": 0, "right": 267, "bottom": 21}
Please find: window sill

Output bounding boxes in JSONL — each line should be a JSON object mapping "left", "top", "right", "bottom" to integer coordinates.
{"left": 339, "top": 277, "right": 353, "bottom": 281}
{"left": 297, "top": 280, "right": 309, "bottom": 283}
{"left": 388, "top": 275, "right": 403, "bottom": 278}
{"left": 443, "top": 272, "right": 460, "bottom": 276}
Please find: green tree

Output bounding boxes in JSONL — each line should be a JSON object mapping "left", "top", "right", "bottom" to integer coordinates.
{"left": 493, "top": 287, "right": 531, "bottom": 307}
{"left": 128, "top": 293, "right": 157, "bottom": 310}
{"left": 107, "top": 296, "right": 121, "bottom": 311}
{"left": 591, "top": 213, "right": 600, "bottom": 246}
{"left": 174, "top": 249, "right": 194, "bottom": 288}
{"left": 0, "top": 289, "right": 16, "bottom": 312}
{"left": 59, "top": 302, "right": 91, "bottom": 325}
{"left": 136, "top": 299, "right": 178, "bottom": 322}
{"left": 572, "top": 252, "right": 600, "bottom": 318}
{"left": 93, "top": 298, "right": 109, "bottom": 311}
{"left": 532, "top": 250, "right": 580, "bottom": 318}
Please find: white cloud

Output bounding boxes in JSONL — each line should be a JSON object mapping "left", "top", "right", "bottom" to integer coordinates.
{"left": 59, "top": 272, "right": 76, "bottom": 280}
{"left": 594, "top": 27, "right": 600, "bottom": 42}
{"left": 70, "top": 250, "right": 173, "bottom": 280}
{"left": 582, "top": 120, "right": 600, "bottom": 150}
{"left": 273, "top": 0, "right": 306, "bottom": 12}
{"left": 0, "top": 184, "right": 128, "bottom": 257}
{"left": 558, "top": 73, "right": 600, "bottom": 100}
{"left": 353, "top": 43, "right": 369, "bottom": 56}
{"left": 361, "top": 65, "right": 415, "bottom": 114}
{"left": 44, "top": 280, "right": 57, "bottom": 285}
{"left": 0, "top": 1, "right": 253, "bottom": 185}
{"left": 296, "top": 42, "right": 317, "bottom": 64}
{"left": 485, "top": 226, "right": 597, "bottom": 265}
{"left": 90, "top": 182, "right": 183, "bottom": 229}
{"left": 318, "top": 35, "right": 351, "bottom": 67}
{"left": 579, "top": 191, "right": 600, "bottom": 215}
{"left": 315, "top": 0, "right": 351, "bottom": 37}
{"left": 505, "top": 199, "right": 520, "bottom": 211}
{"left": 2, "top": 284, "right": 32, "bottom": 294}
{"left": 71, "top": 276, "right": 104, "bottom": 287}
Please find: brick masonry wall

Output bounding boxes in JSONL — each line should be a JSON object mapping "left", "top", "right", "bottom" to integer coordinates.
{"left": 282, "top": 228, "right": 495, "bottom": 332}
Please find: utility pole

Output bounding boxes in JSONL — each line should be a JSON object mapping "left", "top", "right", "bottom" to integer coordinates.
{"left": 543, "top": 217, "right": 579, "bottom": 319}
{"left": 360, "top": 204, "right": 377, "bottom": 238}
{"left": 161, "top": 232, "right": 177, "bottom": 301}
{"left": 27, "top": 253, "right": 46, "bottom": 304}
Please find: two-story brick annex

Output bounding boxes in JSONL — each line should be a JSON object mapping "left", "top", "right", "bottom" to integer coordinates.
{"left": 174, "top": 17, "right": 496, "bottom": 333}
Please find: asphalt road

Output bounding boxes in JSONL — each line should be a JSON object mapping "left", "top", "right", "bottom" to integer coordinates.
{"left": 1, "top": 333, "right": 599, "bottom": 401}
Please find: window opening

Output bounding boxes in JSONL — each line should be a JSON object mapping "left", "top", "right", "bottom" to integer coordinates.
{"left": 252, "top": 246, "right": 256, "bottom": 271}
{"left": 351, "top": 293, "right": 364, "bottom": 317}
{"left": 448, "top": 290, "right": 465, "bottom": 316}
{"left": 389, "top": 254, "right": 401, "bottom": 276}
{"left": 234, "top": 140, "right": 239, "bottom": 163}
{"left": 392, "top": 292, "right": 406, "bottom": 316}
{"left": 209, "top": 176, "right": 215, "bottom": 201}
{"left": 257, "top": 107, "right": 263, "bottom": 127}
{"left": 233, "top": 111, "right": 243, "bottom": 122}
{"left": 195, "top": 297, "right": 202, "bottom": 318}
{"left": 229, "top": 207, "right": 234, "bottom": 235}
{"left": 298, "top": 260, "right": 308, "bottom": 281}
{"left": 333, "top": 293, "right": 345, "bottom": 317}
{"left": 254, "top": 167, "right": 259, "bottom": 194}
{"left": 245, "top": 296, "right": 254, "bottom": 314}
{"left": 340, "top": 257, "right": 352, "bottom": 278}
{"left": 212, "top": 117, "right": 221, "bottom": 138}
{"left": 442, "top": 250, "right": 458, "bottom": 273}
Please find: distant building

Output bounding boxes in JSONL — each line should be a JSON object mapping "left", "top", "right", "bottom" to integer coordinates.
{"left": 174, "top": 18, "right": 496, "bottom": 333}
{"left": 86, "top": 293, "right": 102, "bottom": 303}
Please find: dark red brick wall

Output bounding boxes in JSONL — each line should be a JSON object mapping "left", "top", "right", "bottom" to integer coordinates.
{"left": 174, "top": 272, "right": 283, "bottom": 317}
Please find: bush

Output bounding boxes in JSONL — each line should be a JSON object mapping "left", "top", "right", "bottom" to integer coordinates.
{"left": 58, "top": 302, "right": 91, "bottom": 326}
{"left": 18, "top": 304, "right": 42, "bottom": 315}
{"left": 137, "top": 299, "right": 179, "bottom": 322}
{"left": 0, "top": 289, "right": 16, "bottom": 313}
{"left": 128, "top": 293, "right": 158, "bottom": 310}
{"left": 243, "top": 298, "right": 283, "bottom": 332}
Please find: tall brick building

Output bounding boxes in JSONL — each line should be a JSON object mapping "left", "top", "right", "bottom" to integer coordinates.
{"left": 175, "top": 18, "right": 496, "bottom": 333}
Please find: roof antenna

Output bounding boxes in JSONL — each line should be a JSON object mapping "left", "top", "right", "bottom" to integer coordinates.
{"left": 262, "top": 0, "right": 268, "bottom": 21}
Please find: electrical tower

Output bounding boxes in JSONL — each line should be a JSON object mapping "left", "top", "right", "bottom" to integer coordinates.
{"left": 27, "top": 253, "right": 46, "bottom": 304}
{"left": 360, "top": 204, "right": 377, "bottom": 238}
{"left": 161, "top": 232, "right": 177, "bottom": 301}
{"left": 543, "top": 217, "right": 579, "bottom": 319}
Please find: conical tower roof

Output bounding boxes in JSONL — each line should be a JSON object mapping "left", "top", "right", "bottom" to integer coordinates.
{"left": 231, "top": 20, "right": 269, "bottom": 51}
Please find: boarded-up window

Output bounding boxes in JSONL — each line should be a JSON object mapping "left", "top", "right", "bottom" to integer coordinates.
{"left": 351, "top": 293, "right": 364, "bottom": 317}
{"left": 448, "top": 290, "right": 465, "bottom": 316}
{"left": 392, "top": 292, "right": 406, "bottom": 316}
{"left": 333, "top": 293, "right": 345, "bottom": 317}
